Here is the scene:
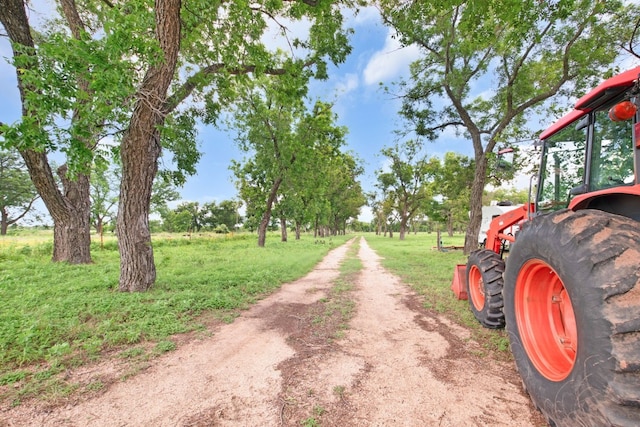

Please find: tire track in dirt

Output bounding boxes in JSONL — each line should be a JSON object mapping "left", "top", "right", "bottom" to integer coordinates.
{"left": 270, "top": 237, "right": 543, "bottom": 426}
{"left": 335, "top": 238, "right": 542, "bottom": 426}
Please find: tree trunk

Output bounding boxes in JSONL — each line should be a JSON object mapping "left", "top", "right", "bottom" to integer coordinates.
{"left": 295, "top": 221, "right": 301, "bottom": 240}
{"left": 399, "top": 209, "right": 408, "bottom": 240}
{"left": 97, "top": 218, "right": 104, "bottom": 249}
{"left": 464, "top": 155, "right": 488, "bottom": 254}
{"left": 447, "top": 212, "right": 454, "bottom": 237}
{"left": 280, "top": 216, "right": 287, "bottom": 242}
{"left": 1, "top": 209, "right": 7, "bottom": 235}
{"left": 1, "top": 0, "right": 92, "bottom": 264}
{"left": 116, "top": 0, "right": 181, "bottom": 291}
{"left": 257, "top": 177, "right": 282, "bottom": 247}
{"left": 52, "top": 164, "right": 92, "bottom": 262}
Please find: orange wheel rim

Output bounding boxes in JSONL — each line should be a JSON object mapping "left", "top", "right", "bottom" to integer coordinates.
{"left": 468, "top": 265, "right": 485, "bottom": 311}
{"left": 515, "top": 259, "right": 577, "bottom": 381}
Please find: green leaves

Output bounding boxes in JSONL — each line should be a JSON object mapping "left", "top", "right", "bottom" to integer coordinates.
{"left": 0, "top": 150, "right": 39, "bottom": 232}
{"left": 230, "top": 75, "right": 364, "bottom": 239}
{"left": 384, "top": 0, "right": 636, "bottom": 147}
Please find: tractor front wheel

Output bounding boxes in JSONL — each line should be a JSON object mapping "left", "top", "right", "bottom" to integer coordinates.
{"left": 504, "top": 209, "right": 640, "bottom": 427}
{"left": 465, "top": 249, "right": 505, "bottom": 329}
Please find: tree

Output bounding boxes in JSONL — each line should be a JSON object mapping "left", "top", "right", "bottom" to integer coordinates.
{"left": 151, "top": 178, "right": 181, "bottom": 216}
{"left": 431, "top": 152, "right": 475, "bottom": 237}
{"left": 0, "top": 150, "right": 39, "bottom": 235}
{"left": 375, "top": 140, "right": 436, "bottom": 240}
{"left": 0, "top": 0, "right": 107, "bottom": 263}
{"left": 483, "top": 187, "right": 530, "bottom": 206}
{"left": 230, "top": 75, "right": 306, "bottom": 247}
{"left": 114, "top": 0, "right": 354, "bottom": 289}
{"left": 0, "top": 0, "right": 198, "bottom": 265}
{"left": 323, "top": 152, "right": 365, "bottom": 235}
{"left": 214, "top": 200, "right": 242, "bottom": 231}
{"left": 175, "top": 202, "right": 203, "bottom": 232}
{"left": 366, "top": 192, "right": 385, "bottom": 235}
{"left": 159, "top": 208, "right": 193, "bottom": 233}
{"left": 280, "top": 101, "right": 363, "bottom": 238}
{"left": 196, "top": 200, "right": 242, "bottom": 231}
{"left": 2, "top": 0, "right": 356, "bottom": 290}
{"left": 379, "top": 0, "right": 639, "bottom": 253}
{"left": 230, "top": 76, "right": 359, "bottom": 246}
{"left": 90, "top": 164, "right": 119, "bottom": 247}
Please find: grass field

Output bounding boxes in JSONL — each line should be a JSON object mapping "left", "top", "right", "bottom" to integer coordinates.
{"left": 0, "top": 231, "right": 351, "bottom": 405}
{"left": 0, "top": 229, "right": 509, "bottom": 406}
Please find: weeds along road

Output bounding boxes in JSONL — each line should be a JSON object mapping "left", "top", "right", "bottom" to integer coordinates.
{"left": 3, "top": 237, "right": 545, "bottom": 426}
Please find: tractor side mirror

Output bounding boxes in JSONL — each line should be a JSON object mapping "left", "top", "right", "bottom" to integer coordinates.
{"left": 497, "top": 148, "right": 514, "bottom": 170}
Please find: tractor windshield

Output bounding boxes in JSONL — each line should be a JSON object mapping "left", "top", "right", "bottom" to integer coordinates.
{"left": 589, "top": 107, "right": 634, "bottom": 190}
{"left": 537, "top": 123, "right": 587, "bottom": 212}
{"left": 537, "top": 100, "right": 636, "bottom": 213}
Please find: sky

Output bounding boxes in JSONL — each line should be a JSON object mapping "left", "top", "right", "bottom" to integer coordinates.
{"left": 2, "top": 3, "right": 637, "bottom": 225}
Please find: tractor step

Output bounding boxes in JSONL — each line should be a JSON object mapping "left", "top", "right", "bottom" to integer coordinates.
{"left": 451, "top": 264, "right": 468, "bottom": 300}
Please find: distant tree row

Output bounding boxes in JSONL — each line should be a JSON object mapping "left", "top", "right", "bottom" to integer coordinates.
{"left": 371, "top": 143, "right": 530, "bottom": 240}
{"left": 229, "top": 77, "right": 366, "bottom": 246}
{"left": 158, "top": 200, "right": 242, "bottom": 234}
{"left": 1, "top": 141, "right": 360, "bottom": 241}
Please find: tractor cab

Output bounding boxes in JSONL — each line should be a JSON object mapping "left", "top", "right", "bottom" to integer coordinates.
{"left": 537, "top": 67, "right": 640, "bottom": 219}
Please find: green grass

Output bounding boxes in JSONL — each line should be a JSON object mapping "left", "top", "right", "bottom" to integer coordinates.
{"left": 326, "top": 239, "right": 360, "bottom": 339}
{"left": 363, "top": 232, "right": 511, "bottom": 356}
{"left": 0, "top": 232, "right": 350, "bottom": 403}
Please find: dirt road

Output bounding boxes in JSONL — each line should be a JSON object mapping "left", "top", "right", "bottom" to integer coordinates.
{"left": 3, "top": 238, "right": 545, "bottom": 426}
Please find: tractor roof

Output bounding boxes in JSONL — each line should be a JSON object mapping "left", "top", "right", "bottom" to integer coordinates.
{"left": 539, "top": 66, "right": 640, "bottom": 141}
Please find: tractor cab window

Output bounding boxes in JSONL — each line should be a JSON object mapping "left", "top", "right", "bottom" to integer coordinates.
{"left": 589, "top": 107, "right": 634, "bottom": 191}
{"left": 537, "top": 124, "right": 587, "bottom": 212}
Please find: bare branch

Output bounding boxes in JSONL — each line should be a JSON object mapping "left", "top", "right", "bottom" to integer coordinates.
{"left": 6, "top": 194, "right": 41, "bottom": 226}
{"left": 165, "top": 60, "right": 319, "bottom": 114}
{"left": 622, "top": 15, "right": 640, "bottom": 59}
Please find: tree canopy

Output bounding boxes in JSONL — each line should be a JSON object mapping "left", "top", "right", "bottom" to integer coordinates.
{"left": 230, "top": 74, "right": 364, "bottom": 245}
{"left": 0, "top": 149, "right": 39, "bottom": 235}
{"left": 2, "top": 0, "right": 361, "bottom": 290}
{"left": 378, "top": 0, "right": 640, "bottom": 253}
{"left": 375, "top": 139, "right": 436, "bottom": 240}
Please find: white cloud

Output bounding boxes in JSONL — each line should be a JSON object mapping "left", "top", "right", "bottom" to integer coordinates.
{"left": 363, "top": 29, "right": 421, "bottom": 86}
{"left": 346, "top": 5, "right": 380, "bottom": 27}
{"left": 335, "top": 73, "right": 359, "bottom": 95}
{"left": 358, "top": 205, "right": 373, "bottom": 222}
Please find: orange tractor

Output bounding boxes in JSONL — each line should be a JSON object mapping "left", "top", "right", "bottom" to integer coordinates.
{"left": 452, "top": 66, "right": 640, "bottom": 427}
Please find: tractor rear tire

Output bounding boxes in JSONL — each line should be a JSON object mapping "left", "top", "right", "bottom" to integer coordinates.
{"left": 504, "top": 209, "right": 640, "bottom": 427}
{"left": 465, "top": 249, "right": 505, "bottom": 329}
